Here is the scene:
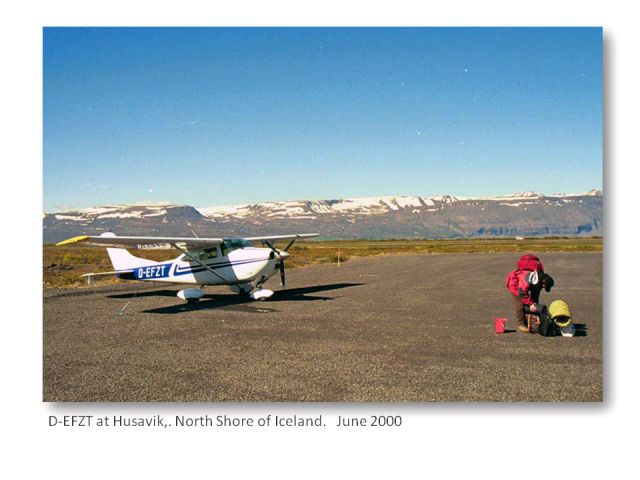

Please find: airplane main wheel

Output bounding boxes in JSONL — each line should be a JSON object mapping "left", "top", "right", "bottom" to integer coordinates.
{"left": 177, "top": 288, "right": 205, "bottom": 303}
{"left": 250, "top": 289, "right": 274, "bottom": 301}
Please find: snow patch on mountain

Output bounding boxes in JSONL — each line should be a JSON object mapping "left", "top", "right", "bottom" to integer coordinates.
{"left": 194, "top": 192, "right": 601, "bottom": 219}
{"left": 198, "top": 204, "right": 252, "bottom": 218}
{"left": 47, "top": 191, "right": 603, "bottom": 222}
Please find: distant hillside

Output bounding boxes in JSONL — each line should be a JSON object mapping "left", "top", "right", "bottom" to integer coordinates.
{"left": 43, "top": 190, "right": 603, "bottom": 243}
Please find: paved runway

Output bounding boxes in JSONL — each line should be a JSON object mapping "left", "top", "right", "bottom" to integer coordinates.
{"left": 43, "top": 252, "right": 602, "bottom": 402}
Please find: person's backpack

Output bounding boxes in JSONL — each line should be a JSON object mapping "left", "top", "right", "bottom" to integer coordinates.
{"left": 517, "top": 254, "right": 544, "bottom": 274}
{"left": 506, "top": 255, "right": 550, "bottom": 301}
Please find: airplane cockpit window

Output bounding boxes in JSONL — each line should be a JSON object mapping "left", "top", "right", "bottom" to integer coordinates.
{"left": 221, "top": 238, "right": 251, "bottom": 256}
{"left": 181, "top": 247, "right": 219, "bottom": 263}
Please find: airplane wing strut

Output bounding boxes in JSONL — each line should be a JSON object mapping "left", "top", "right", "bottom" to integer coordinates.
{"left": 170, "top": 243, "right": 231, "bottom": 285}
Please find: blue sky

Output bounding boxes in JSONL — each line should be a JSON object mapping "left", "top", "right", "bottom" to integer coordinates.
{"left": 43, "top": 27, "right": 602, "bottom": 211}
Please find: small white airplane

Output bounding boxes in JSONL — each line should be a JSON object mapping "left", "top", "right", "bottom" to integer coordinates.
{"left": 56, "top": 232, "right": 318, "bottom": 303}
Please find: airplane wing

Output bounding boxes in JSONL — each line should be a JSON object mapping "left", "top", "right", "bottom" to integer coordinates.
{"left": 241, "top": 233, "right": 319, "bottom": 242}
{"left": 56, "top": 233, "right": 318, "bottom": 249}
{"left": 56, "top": 234, "right": 223, "bottom": 249}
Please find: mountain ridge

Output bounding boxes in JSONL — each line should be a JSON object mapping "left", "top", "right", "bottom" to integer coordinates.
{"left": 43, "top": 190, "right": 603, "bottom": 243}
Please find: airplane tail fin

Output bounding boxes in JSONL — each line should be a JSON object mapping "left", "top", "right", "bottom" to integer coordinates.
{"left": 106, "top": 248, "right": 158, "bottom": 271}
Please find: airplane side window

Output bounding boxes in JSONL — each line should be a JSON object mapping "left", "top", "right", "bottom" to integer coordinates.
{"left": 180, "top": 248, "right": 218, "bottom": 262}
{"left": 199, "top": 247, "right": 218, "bottom": 261}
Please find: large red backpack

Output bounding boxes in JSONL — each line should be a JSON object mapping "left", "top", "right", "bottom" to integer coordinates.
{"left": 505, "top": 254, "right": 544, "bottom": 300}
{"left": 516, "top": 254, "right": 544, "bottom": 274}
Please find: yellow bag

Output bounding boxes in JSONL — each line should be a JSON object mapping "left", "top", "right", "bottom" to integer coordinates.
{"left": 549, "top": 300, "right": 574, "bottom": 336}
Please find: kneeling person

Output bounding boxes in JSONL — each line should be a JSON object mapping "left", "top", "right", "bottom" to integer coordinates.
{"left": 505, "top": 254, "right": 554, "bottom": 333}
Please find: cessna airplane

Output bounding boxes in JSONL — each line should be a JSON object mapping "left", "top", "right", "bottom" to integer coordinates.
{"left": 56, "top": 232, "right": 318, "bottom": 302}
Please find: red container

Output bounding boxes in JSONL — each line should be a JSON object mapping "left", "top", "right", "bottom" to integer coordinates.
{"left": 495, "top": 318, "right": 507, "bottom": 334}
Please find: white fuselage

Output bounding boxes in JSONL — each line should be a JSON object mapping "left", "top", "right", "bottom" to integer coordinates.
{"left": 123, "top": 247, "right": 281, "bottom": 286}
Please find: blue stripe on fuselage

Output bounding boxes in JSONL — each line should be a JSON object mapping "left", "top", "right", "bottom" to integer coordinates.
{"left": 172, "top": 258, "right": 268, "bottom": 276}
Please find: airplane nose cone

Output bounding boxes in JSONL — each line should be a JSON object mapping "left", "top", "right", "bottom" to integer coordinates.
{"left": 277, "top": 251, "right": 290, "bottom": 260}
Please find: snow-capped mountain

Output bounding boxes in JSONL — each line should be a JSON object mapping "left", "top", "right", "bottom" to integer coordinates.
{"left": 47, "top": 204, "right": 202, "bottom": 223}
{"left": 43, "top": 190, "right": 602, "bottom": 243}
{"left": 199, "top": 196, "right": 451, "bottom": 219}
{"left": 196, "top": 190, "right": 602, "bottom": 220}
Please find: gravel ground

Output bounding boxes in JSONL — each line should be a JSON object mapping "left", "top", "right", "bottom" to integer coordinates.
{"left": 43, "top": 252, "right": 602, "bottom": 402}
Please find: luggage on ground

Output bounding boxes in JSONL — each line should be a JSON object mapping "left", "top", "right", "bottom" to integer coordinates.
{"left": 549, "top": 300, "right": 575, "bottom": 337}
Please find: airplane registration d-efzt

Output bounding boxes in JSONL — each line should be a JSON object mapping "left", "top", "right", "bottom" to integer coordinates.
{"left": 56, "top": 232, "right": 319, "bottom": 303}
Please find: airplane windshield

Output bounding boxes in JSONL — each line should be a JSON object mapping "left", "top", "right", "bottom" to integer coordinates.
{"left": 222, "top": 238, "right": 251, "bottom": 255}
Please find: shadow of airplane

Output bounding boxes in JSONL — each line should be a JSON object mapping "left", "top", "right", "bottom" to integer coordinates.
{"left": 108, "top": 289, "right": 180, "bottom": 299}
{"left": 135, "top": 283, "right": 364, "bottom": 315}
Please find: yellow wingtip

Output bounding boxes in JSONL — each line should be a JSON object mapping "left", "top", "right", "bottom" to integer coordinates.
{"left": 56, "top": 235, "right": 90, "bottom": 246}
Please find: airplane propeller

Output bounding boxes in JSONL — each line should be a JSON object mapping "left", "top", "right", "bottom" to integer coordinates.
{"left": 278, "top": 260, "right": 286, "bottom": 288}
{"left": 264, "top": 240, "right": 289, "bottom": 288}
